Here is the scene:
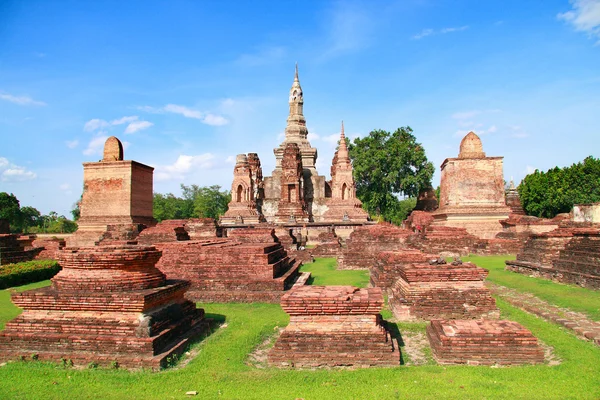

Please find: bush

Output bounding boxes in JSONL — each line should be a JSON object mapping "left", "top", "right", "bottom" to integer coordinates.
{"left": 0, "top": 260, "right": 61, "bottom": 289}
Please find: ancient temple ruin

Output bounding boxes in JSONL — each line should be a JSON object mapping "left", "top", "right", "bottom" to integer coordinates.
{"left": 68, "top": 136, "right": 155, "bottom": 246}
{"left": 431, "top": 131, "right": 511, "bottom": 239}
{"left": 222, "top": 65, "right": 368, "bottom": 226}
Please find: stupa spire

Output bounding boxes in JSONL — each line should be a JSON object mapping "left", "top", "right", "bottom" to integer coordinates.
{"left": 285, "top": 64, "right": 307, "bottom": 140}
{"left": 338, "top": 121, "right": 349, "bottom": 162}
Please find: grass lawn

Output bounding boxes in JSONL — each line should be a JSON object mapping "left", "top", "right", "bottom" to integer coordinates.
{"left": 0, "top": 258, "right": 599, "bottom": 399}
{"left": 463, "top": 255, "right": 600, "bottom": 321}
{"left": 299, "top": 257, "right": 369, "bottom": 287}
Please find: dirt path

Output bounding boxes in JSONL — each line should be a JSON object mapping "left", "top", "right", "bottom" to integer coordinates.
{"left": 488, "top": 282, "right": 600, "bottom": 347}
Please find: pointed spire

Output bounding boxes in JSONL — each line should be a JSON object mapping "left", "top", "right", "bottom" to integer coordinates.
{"left": 340, "top": 120, "right": 345, "bottom": 140}
{"left": 338, "top": 121, "right": 349, "bottom": 162}
{"left": 294, "top": 62, "right": 299, "bottom": 82}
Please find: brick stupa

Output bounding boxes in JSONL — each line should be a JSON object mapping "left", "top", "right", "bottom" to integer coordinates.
{"left": 221, "top": 153, "right": 264, "bottom": 225}
{"left": 0, "top": 244, "right": 206, "bottom": 369}
{"left": 339, "top": 223, "right": 411, "bottom": 269}
{"left": 389, "top": 260, "right": 499, "bottom": 321}
{"left": 68, "top": 136, "right": 155, "bottom": 247}
{"left": 268, "top": 286, "right": 400, "bottom": 367}
{"left": 432, "top": 131, "right": 511, "bottom": 239}
{"left": 427, "top": 319, "right": 544, "bottom": 365}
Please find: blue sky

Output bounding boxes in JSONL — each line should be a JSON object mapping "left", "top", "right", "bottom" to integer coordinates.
{"left": 1, "top": 0, "right": 599, "bottom": 217}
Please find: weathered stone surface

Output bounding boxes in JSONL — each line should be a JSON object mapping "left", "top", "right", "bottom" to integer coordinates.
{"left": 32, "top": 237, "right": 66, "bottom": 260}
{"left": 221, "top": 154, "right": 264, "bottom": 225}
{"left": 0, "top": 244, "right": 206, "bottom": 369}
{"left": 137, "top": 220, "right": 190, "bottom": 245}
{"left": 102, "top": 136, "right": 124, "bottom": 161}
{"left": 154, "top": 237, "right": 302, "bottom": 303}
{"left": 310, "top": 228, "right": 342, "bottom": 257}
{"left": 427, "top": 319, "right": 544, "bottom": 365}
{"left": 339, "top": 223, "right": 411, "bottom": 270}
{"left": 389, "top": 261, "right": 499, "bottom": 321}
{"left": 273, "top": 143, "right": 310, "bottom": 223}
{"left": 0, "top": 224, "right": 40, "bottom": 265}
{"left": 371, "top": 250, "right": 438, "bottom": 290}
{"left": 69, "top": 137, "right": 155, "bottom": 247}
{"left": 573, "top": 203, "right": 600, "bottom": 223}
{"left": 432, "top": 131, "right": 511, "bottom": 239}
{"left": 268, "top": 286, "right": 400, "bottom": 367}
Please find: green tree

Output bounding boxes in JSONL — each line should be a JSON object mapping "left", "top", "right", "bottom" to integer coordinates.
{"left": 18, "top": 206, "right": 41, "bottom": 233}
{"left": 153, "top": 193, "right": 194, "bottom": 222}
{"left": 181, "top": 184, "right": 231, "bottom": 219}
{"left": 0, "top": 192, "right": 22, "bottom": 230}
{"left": 348, "top": 127, "right": 434, "bottom": 223}
{"left": 519, "top": 156, "right": 600, "bottom": 218}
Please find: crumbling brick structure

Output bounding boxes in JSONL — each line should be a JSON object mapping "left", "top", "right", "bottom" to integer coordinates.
{"left": 338, "top": 223, "right": 411, "bottom": 269}
{"left": 506, "top": 224, "right": 600, "bottom": 290}
{"left": 69, "top": 136, "right": 155, "bottom": 247}
{"left": 309, "top": 228, "right": 342, "bottom": 257}
{"left": 389, "top": 260, "right": 499, "bottom": 321}
{"left": 0, "top": 244, "right": 206, "bottom": 369}
{"left": 0, "top": 223, "right": 40, "bottom": 265}
{"left": 137, "top": 220, "right": 190, "bottom": 244}
{"left": 431, "top": 131, "right": 511, "bottom": 239}
{"left": 427, "top": 319, "right": 544, "bottom": 365}
{"left": 32, "top": 237, "right": 66, "bottom": 260}
{"left": 221, "top": 154, "right": 264, "bottom": 224}
{"left": 268, "top": 286, "right": 400, "bottom": 367}
{"left": 154, "top": 236, "right": 302, "bottom": 303}
{"left": 371, "top": 250, "right": 438, "bottom": 290}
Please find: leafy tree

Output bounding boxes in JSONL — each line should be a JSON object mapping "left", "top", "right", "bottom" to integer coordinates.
{"left": 71, "top": 195, "right": 81, "bottom": 221}
{"left": 181, "top": 184, "right": 231, "bottom": 219}
{"left": 0, "top": 192, "right": 21, "bottom": 230}
{"left": 519, "top": 156, "right": 600, "bottom": 218}
{"left": 153, "top": 193, "right": 194, "bottom": 222}
{"left": 348, "top": 127, "right": 434, "bottom": 223}
{"left": 18, "top": 206, "right": 41, "bottom": 233}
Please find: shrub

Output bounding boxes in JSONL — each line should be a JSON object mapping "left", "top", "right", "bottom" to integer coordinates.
{"left": 0, "top": 260, "right": 61, "bottom": 289}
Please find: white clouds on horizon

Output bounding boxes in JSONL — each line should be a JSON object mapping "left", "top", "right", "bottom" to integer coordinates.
{"left": 139, "top": 104, "right": 229, "bottom": 126}
{"left": 83, "top": 132, "right": 109, "bottom": 156}
{"left": 65, "top": 139, "right": 79, "bottom": 149}
{"left": 155, "top": 154, "right": 216, "bottom": 181}
{"left": 124, "top": 120, "right": 154, "bottom": 134}
{"left": 0, "top": 92, "right": 46, "bottom": 106}
{"left": 558, "top": 0, "right": 600, "bottom": 44}
{"left": 0, "top": 156, "right": 37, "bottom": 182}
{"left": 412, "top": 26, "right": 469, "bottom": 40}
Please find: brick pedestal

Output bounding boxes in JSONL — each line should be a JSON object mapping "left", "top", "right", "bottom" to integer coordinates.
{"left": 0, "top": 244, "right": 206, "bottom": 369}
{"left": 427, "top": 319, "right": 544, "bottom": 365}
{"left": 268, "top": 286, "right": 400, "bottom": 367}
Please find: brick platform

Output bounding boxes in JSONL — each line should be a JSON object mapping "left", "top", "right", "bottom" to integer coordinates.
{"left": 339, "top": 224, "right": 411, "bottom": 270}
{"left": 268, "top": 286, "right": 400, "bottom": 367}
{"left": 0, "top": 244, "right": 206, "bottom": 369}
{"left": 154, "top": 238, "right": 302, "bottom": 303}
{"left": 0, "top": 234, "right": 40, "bottom": 265}
{"left": 32, "top": 237, "right": 66, "bottom": 260}
{"left": 137, "top": 220, "right": 190, "bottom": 244}
{"left": 427, "top": 319, "right": 544, "bottom": 365}
{"left": 371, "top": 250, "right": 438, "bottom": 290}
{"left": 390, "top": 261, "right": 499, "bottom": 320}
{"left": 506, "top": 225, "right": 600, "bottom": 289}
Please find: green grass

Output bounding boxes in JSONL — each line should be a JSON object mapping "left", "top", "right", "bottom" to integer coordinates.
{"left": 1, "top": 259, "right": 599, "bottom": 399}
{"left": 0, "top": 280, "right": 52, "bottom": 330}
{"left": 300, "top": 257, "right": 370, "bottom": 287}
{"left": 463, "top": 255, "right": 600, "bottom": 321}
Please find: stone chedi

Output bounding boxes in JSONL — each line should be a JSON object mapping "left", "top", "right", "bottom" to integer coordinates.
{"left": 321, "top": 122, "right": 369, "bottom": 222}
{"left": 268, "top": 286, "right": 400, "bottom": 367}
{"left": 221, "top": 153, "right": 264, "bottom": 224}
{"left": 389, "top": 259, "right": 499, "bottom": 321}
{"left": 0, "top": 244, "right": 206, "bottom": 369}
{"left": 432, "top": 131, "right": 511, "bottom": 239}
{"left": 69, "top": 136, "right": 155, "bottom": 246}
{"left": 427, "top": 319, "right": 544, "bottom": 365}
{"left": 274, "top": 143, "right": 310, "bottom": 223}
{"left": 505, "top": 179, "right": 525, "bottom": 215}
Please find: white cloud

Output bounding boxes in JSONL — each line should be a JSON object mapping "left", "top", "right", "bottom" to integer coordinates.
{"left": 202, "top": 113, "right": 228, "bottom": 126}
{"left": 155, "top": 154, "right": 216, "bottom": 181}
{"left": 84, "top": 118, "right": 110, "bottom": 132}
{"left": 0, "top": 157, "right": 37, "bottom": 182}
{"left": 59, "top": 183, "right": 70, "bottom": 190}
{"left": 307, "top": 132, "right": 321, "bottom": 141}
{"left": 0, "top": 92, "right": 46, "bottom": 106}
{"left": 225, "top": 155, "right": 236, "bottom": 165}
{"left": 83, "top": 132, "right": 109, "bottom": 156}
{"left": 487, "top": 125, "right": 498, "bottom": 133}
{"left": 65, "top": 139, "right": 79, "bottom": 149}
{"left": 124, "top": 120, "right": 153, "bottom": 134}
{"left": 164, "top": 104, "right": 203, "bottom": 119}
{"left": 111, "top": 116, "right": 138, "bottom": 125}
{"left": 558, "top": 0, "right": 600, "bottom": 44}
{"left": 413, "top": 26, "right": 469, "bottom": 40}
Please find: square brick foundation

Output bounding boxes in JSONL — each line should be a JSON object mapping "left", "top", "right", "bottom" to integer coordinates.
{"left": 427, "top": 319, "right": 544, "bottom": 365}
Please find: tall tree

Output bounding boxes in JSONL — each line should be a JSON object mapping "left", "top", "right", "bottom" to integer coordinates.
{"left": 519, "top": 156, "right": 600, "bottom": 218}
{"left": 0, "top": 192, "right": 22, "bottom": 230}
{"left": 153, "top": 193, "right": 194, "bottom": 222}
{"left": 181, "top": 184, "right": 231, "bottom": 219}
{"left": 348, "top": 127, "right": 434, "bottom": 222}
{"left": 19, "top": 206, "right": 41, "bottom": 233}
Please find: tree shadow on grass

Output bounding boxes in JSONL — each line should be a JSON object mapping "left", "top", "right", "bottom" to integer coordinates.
{"left": 383, "top": 320, "right": 406, "bottom": 365}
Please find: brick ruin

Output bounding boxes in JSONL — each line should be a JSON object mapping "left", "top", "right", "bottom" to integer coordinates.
{"left": 274, "top": 143, "right": 310, "bottom": 223}
{"left": 427, "top": 319, "right": 544, "bottom": 365}
{"left": 0, "top": 220, "right": 40, "bottom": 265}
{"left": 505, "top": 179, "right": 525, "bottom": 215}
{"left": 68, "top": 136, "right": 155, "bottom": 247}
{"left": 220, "top": 154, "right": 264, "bottom": 225}
{"left": 0, "top": 244, "right": 206, "bottom": 369}
{"left": 506, "top": 222, "right": 600, "bottom": 290}
{"left": 153, "top": 228, "right": 303, "bottom": 303}
{"left": 268, "top": 286, "right": 399, "bottom": 367}
{"left": 370, "top": 250, "right": 438, "bottom": 290}
{"left": 389, "top": 259, "right": 499, "bottom": 321}
{"left": 31, "top": 237, "right": 66, "bottom": 260}
{"left": 338, "top": 223, "right": 411, "bottom": 269}
{"left": 309, "top": 227, "right": 342, "bottom": 257}
{"left": 431, "top": 131, "right": 511, "bottom": 239}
